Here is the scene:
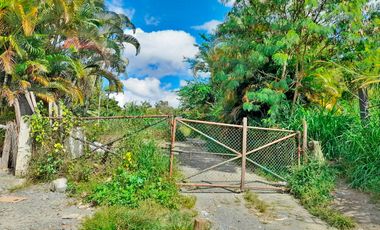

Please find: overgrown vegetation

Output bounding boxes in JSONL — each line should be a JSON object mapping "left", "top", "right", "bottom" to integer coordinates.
{"left": 81, "top": 201, "right": 195, "bottom": 230}
{"left": 179, "top": 0, "right": 379, "bottom": 228}
{"left": 243, "top": 191, "right": 269, "bottom": 214}
{"left": 288, "top": 160, "right": 355, "bottom": 229}
{"left": 27, "top": 99, "right": 195, "bottom": 229}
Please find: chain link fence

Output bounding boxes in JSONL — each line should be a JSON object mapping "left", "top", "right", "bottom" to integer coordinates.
{"left": 63, "top": 115, "right": 172, "bottom": 163}
{"left": 172, "top": 119, "right": 243, "bottom": 188}
{"left": 171, "top": 118, "right": 300, "bottom": 191}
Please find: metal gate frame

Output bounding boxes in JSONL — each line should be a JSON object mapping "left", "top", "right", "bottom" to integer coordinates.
{"left": 169, "top": 117, "right": 301, "bottom": 191}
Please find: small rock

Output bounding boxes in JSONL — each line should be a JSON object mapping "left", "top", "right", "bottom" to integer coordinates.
{"left": 51, "top": 178, "right": 68, "bottom": 193}
{"left": 201, "top": 210, "right": 209, "bottom": 217}
{"left": 62, "top": 213, "right": 81, "bottom": 219}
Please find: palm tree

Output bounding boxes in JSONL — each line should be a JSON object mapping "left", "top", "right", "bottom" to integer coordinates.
{"left": 0, "top": 0, "right": 140, "bottom": 118}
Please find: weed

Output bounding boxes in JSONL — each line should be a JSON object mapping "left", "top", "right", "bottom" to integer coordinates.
{"left": 243, "top": 190, "right": 269, "bottom": 213}
{"left": 81, "top": 200, "right": 195, "bottom": 230}
{"left": 288, "top": 160, "right": 356, "bottom": 229}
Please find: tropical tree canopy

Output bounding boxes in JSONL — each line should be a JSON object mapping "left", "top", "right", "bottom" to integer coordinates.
{"left": 0, "top": 0, "right": 140, "bottom": 106}
{"left": 182, "top": 0, "right": 379, "bottom": 124}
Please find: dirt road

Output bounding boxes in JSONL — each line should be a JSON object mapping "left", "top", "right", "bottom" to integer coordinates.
{"left": 0, "top": 171, "right": 93, "bottom": 230}
{"left": 175, "top": 140, "right": 333, "bottom": 230}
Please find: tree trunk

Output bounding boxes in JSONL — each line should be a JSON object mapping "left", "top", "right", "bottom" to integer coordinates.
{"left": 358, "top": 87, "right": 369, "bottom": 124}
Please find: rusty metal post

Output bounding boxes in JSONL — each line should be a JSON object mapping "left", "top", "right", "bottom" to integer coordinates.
{"left": 240, "top": 117, "right": 248, "bottom": 192}
{"left": 169, "top": 117, "right": 177, "bottom": 177}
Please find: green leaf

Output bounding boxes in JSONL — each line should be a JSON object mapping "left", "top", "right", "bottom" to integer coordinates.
{"left": 243, "top": 102, "right": 253, "bottom": 111}
{"left": 273, "top": 53, "right": 288, "bottom": 65}
{"left": 227, "top": 80, "right": 239, "bottom": 89}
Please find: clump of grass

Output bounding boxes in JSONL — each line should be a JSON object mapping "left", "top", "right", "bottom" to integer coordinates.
{"left": 81, "top": 200, "right": 196, "bottom": 230}
{"left": 288, "top": 160, "right": 356, "bottom": 229}
{"left": 243, "top": 190, "right": 269, "bottom": 213}
{"left": 7, "top": 180, "right": 32, "bottom": 193}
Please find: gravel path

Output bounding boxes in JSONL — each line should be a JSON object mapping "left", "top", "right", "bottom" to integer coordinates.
{"left": 333, "top": 180, "right": 380, "bottom": 230}
{"left": 0, "top": 171, "right": 94, "bottom": 230}
{"left": 175, "top": 140, "right": 333, "bottom": 230}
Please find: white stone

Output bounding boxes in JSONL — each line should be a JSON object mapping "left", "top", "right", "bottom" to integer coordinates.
{"left": 51, "top": 178, "right": 68, "bottom": 193}
{"left": 89, "top": 142, "right": 105, "bottom": 154}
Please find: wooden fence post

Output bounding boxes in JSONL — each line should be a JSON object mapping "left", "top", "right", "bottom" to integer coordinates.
{"left": 0, "top": 121, "right": 17, "bottom": 170}
{"left": 169, "top": 117, "right": 177, "bottom": 177}
{"left": 302, "top": 118, "right": 308, "bottom": 162}
{"left": 240, "top": 117, "right": 248, "bottom": 192}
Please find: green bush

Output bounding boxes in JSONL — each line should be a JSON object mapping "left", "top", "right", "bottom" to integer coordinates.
{"left": 284, "top": 106, "right": 380, "bottom": 196}
{"left": 288, "top": 160, "right": 355, "bottom": 229}
{"left": 88, "top": 142, "right": 180, "bottom": 208}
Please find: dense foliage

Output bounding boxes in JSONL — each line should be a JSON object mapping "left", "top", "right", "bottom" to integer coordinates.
{"left": 181, "top": 0, "right": 379, "bottom": 124}
{"left": 179, "top": 0, "right": 380, "bottom": 197}
{"left": 88, "top": 142, "right": 179, "bottom": 208}
{"left": 0, "top": 0, "right": 139, "bottom": 108}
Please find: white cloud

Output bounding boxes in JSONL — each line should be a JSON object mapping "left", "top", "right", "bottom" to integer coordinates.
{"left": 107, "top": 0, "right": 135, "bottom": 19}
{"left": 144, "top": 15, "right": 160, "bottom": 26}
{"left": 110, "top": 78, "right": 179, "bottom": 108}
{"left": 123, "top": 28, "right": 198, "bottom": 78}
{"left": 192, "top": 20, "right": 222, "bottom": 34}
{"left": 218, "top": 0, "right": 236, "bottom": 7}
{"left": 179, "top": 80, "right": 188, "bottom": 87}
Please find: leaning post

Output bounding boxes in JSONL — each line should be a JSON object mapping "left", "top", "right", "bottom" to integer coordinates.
{"left": 302, "top": 118, "right": 308, "bottom": 163}
{"left": 169, "top": 116, "right": 177, "bottom": 177}
{"left": 240, "top": 117, "right": 248, "bottom": 192}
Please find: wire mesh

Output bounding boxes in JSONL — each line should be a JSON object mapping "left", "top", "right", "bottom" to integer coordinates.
{"left": 173, "top": 119, "right": 299, "bottom": 190}
{"left": 64, "top": 116, "right": 172, "bottom": 162}
{"left": 174, "top": 119, "right": 243, "bottom": 187}
{"left": 245, "top": 127, "right": 298, "bottom": 187}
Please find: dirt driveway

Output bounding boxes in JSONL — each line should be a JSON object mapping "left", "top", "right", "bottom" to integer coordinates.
{"left": 175, "top": 140, "right": 333, "bottom": 230}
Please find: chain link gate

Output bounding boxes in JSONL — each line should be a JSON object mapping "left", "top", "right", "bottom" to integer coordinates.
{"left": 169, "top": 117, "right": 300, "bottom": 191}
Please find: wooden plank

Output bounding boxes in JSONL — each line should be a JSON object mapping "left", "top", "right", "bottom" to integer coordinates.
{"left": 302, "top": 119, "right": 308, "bottom": 162}
{"left": 25, "top": 91, "right": 35, "bottom": 113}
{"left": 169, "top": 117, "right": 177, "bottom": 177}
{"left": 14, "top": 99, "right": 21, "bottom": 129}
{"left": 30, "top": 92, "right": 37, "bottom": 109}
{"left": 10, "top": 122, "right": 18, "bottom": 169}
{"left": 0, "top": 123, "right": 12, "bottom": 169}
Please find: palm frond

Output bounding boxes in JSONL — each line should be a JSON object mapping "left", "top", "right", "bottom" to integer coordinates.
{"left": 123, "top": 34, "right": 140, "bottom": 55}
{"left": 0, "top": 49, "right": 15, "bottom": 74}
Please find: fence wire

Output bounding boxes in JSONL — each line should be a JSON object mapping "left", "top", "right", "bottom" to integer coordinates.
{"left": 245, "top": 128, "right": 298, "bottom": 184}
{"left": 63, "top": 116, "right": 172, "bottom": 162}
{"left": 174, "top": 119, "right": 243, "bottom": 188}
{"left": 173, "top": 118, "right": 299, "bottom": 190}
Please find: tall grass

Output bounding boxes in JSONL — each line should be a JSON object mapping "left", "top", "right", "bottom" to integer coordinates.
{"left": 284, "top": 106, "right": 380, "bottom": 196}
{"left": 288, "top": 160, "right": 355, "bottom": 229}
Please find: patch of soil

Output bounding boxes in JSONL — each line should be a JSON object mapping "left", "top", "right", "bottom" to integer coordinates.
{"left": 0, "top": 171, "right": 94, "bottom": 230}
{"left": 333, "top": 180, "right": 380, "bottom": 230}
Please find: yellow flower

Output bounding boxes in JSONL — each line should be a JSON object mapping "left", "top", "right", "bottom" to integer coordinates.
{"left": 124, "top": 152, "right": 133, "bottom": 168}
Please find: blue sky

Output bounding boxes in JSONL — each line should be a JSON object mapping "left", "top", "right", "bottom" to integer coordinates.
{"left": 106, "top": 0, "right": 234, "bottom": 107}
